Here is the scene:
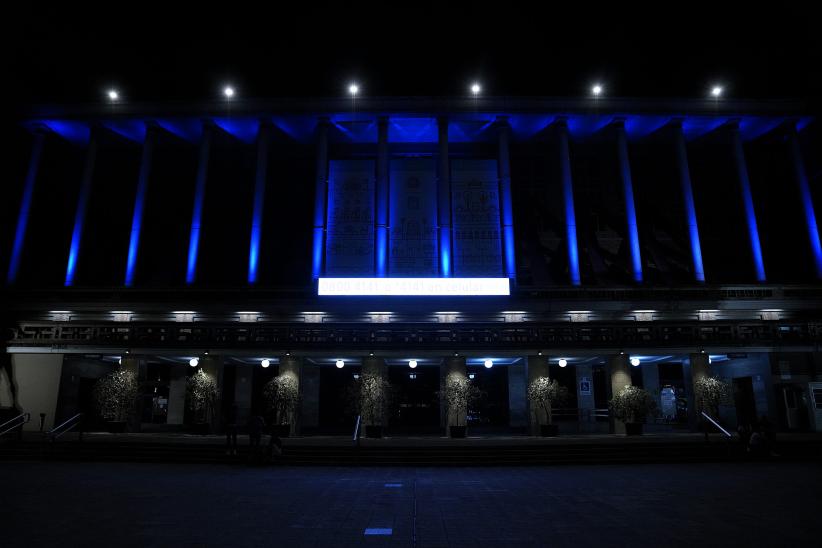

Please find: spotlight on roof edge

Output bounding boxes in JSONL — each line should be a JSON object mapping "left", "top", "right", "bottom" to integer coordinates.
{"left": 223, "top": 85, "right": 235, "bottom": 98}
{"left": 710, "top": 85, "right": 723, "bottom": 98}
{"left": 591, "top": 84, "right": 603, "bottom": 96}
{"left": 470, "top": 82, "right": 481, "bottom": 95}
{"left": 107, "top": 89, "right": 119, "bottom": 101}
{"left": 348, "top": 82, "right": 359, "bottom": 96}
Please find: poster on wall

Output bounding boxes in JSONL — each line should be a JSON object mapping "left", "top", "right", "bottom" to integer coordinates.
{"left": 325, "top": 160, "right": 375, "bottom": 276}
{"left": 389, "top": 158, "right": 438, "bottom": 276}
{"left": 451, "top": 159, "right": 502, "bottom": 277}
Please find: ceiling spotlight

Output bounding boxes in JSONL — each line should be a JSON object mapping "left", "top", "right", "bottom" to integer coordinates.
{"left": 369, "top": 351, "right": 374, "bottom": 357}
{"left": 468, "top": 373, "right": 476, "bottom": 380}
{"left": 189, "top": 357, "right": 199, "bottom": 367}
{"left": 261, "top": 359, "right": 270, "bottom": 368}
{"left": 223, "top": 85, "right": 235, "bottom": 98}
{"left": 335, "top": 359, "right": 345, "bottom": 369}
{"left": 538, "top": 351, "right": 543, "bottom": 356}
{"left": 710, "top": 85, "right": 723, "bottom": 98}
{"left": 409, "top": 360, "right": 418, "bottom": 369}
{"left": 348, "top": 82, "right": 359, "bottom": 96}
{"left": 484, "top": 359, "right": 493, "bottom": 369}
{"left": 591, "top": 84, "right": 603, "bottom": 97}
{"left": 454, "top": 351, "right": 459, "bottom": 357}
{"left": 630, "top": 357, "right": 641, "bottom": 367}
{"left": 107, "top": 89, "right": 119, "bottom": 101}
{"left": 286, "top": 351, "right": 291, "bottom": 357}
{"left": 470, "top": 82, "right": 481, "bottom": 95}
{"left": 558, "top": 358, "right": 568, "bottom": 368}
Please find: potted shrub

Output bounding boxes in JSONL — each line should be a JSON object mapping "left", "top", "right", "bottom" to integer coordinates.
{"left": 93, "top": 369, "right": 138, "bottom": 432}
{"left": 694, "top": 376, "right": 731, "bottom": 418}
{"left": 527, "top": 376, "right": 568, "bottom": 437}
{"left": 348, "top": 372, "right": 391, "bottom": 438}
{"left": 186, "top": 369, "right": 218, "bottom": 435}
{"left": 609, "top": 385, "right": 658, "bottom": 436}
{"left": 442, "top": 373, "right": 481, "bottom": 438}
{"left": 263, "top": 373, "right": 300, "bottom": 437}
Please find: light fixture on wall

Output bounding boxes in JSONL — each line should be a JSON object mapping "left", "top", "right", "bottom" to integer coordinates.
{"left": 484, "top": 359, "right": 493, "bottom": 369}
{"left": 630, "top": 357, "right": 641, "bottom": 367}
{"left": 335, "top": 360, "right": 345, "bottom": 369}
{"left": 261, "top": 359, "right": 270, "bottom": 368}
{"left": 558, "top": 358, "right": 568, "bottom": 368}
{"left": 409, "top": 360, "right": 418, "bottom": 369}
{"left": 189, "top": 357, "right": 199, "bottom": 367}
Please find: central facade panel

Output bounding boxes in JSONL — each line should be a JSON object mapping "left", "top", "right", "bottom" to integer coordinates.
{"left": 451, "top": 159, "right": 503, "bottom": 277}
{"left": 325, "top": 160, "right": 376, "bottom": 276}
{"left": 389, "top": 158, "right": 438, "bottom": 276}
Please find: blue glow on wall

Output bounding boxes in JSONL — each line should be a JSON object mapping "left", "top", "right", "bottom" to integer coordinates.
{"left": 388, "top": 118, "right": 437, "bottom": 143}
{"left": 674, "top": 125, "right": 705, "bottom": 282}
{"left": 439, "top": 229, "right": 452, "bottom": 277}
{"left": 40, "top": 120, "right": 90, "bottom": 145}
{"left": 616, "top": 126, "right": 643, "bottom": 282}
{"left": 186, "top": 128, "right": 212, "bottom": 284}
{"left": 731, "top": 130, "right": 766, "bottom": 282}
{"left": 789, "top": 131, "right": 822, "bottom": 278}
{"left": 65, "top": 140, "right": 98, "bottom": 286}
{"left": 8, "top": 132, "right": 45, "bottom": 284}
{"left": 558, "top": 124, "right": 581, "bottom": 285}
{"left": 125, "top": 134, "right": 155, "bottom": 287}
{"left": 156, "top": 119, "right": 203, "bottom": 143}
{"left": 213, "top": 117, "right": 260, "bottom": 144}
{"left": 102, "top": 120, "right": 146, "bottom": 143}
{"left": 247, "top": 126, "right": 270, "bottom": 284}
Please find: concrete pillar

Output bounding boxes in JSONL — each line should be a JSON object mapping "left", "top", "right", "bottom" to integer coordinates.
{"left": 186, "top": 122, "right": 213, "bottom": 284}
{"left": 167, "top": 364, "right": 187, "bottom": 425}
{"left": 437, "top": 116, "right": 452, "bottom": 277}
{"left": 730, "top": 124, "right": 766, "bottom": 282}
{"left": 247, "top": 122, "right": 271, "bottom": 284}
{"left": 65, "top": 133, "right": 98, "bottom": 286}
{"left": 575, "top": 362, "right": 596, "bottom": 432}
{"left": 441, "top": 356, "right": 467, "bottom": 435}
{"left": 278, "top": 356, "right": 302, "bottom": 436}
{"left": 375, "top": 116, "right": 389, "bottom": 277}
{"left": 234, "top": 365, "right": 253, "bottom": 426}
{"left": 673, "top": 121, "right": 705, "bottom": 282}
{"left": 615, "top": 121, "right": 643, "bottom": 283}
{"left": 609, "top": 354, "right": 632, "bottom": 434}
{"left": 787, "top": 128, "right": 822, "bottom": 279}
{"left": 556, "top": 119, "right": 581, "bottom": 286}
{"left": 124, "top": 126, "right": 157, "bottom": 287}
{"left": 200, "top": 356, "right": 224, "bottom": 430}
{"left": 497, "top": 117, "right": 516, "bottom": 281}
{"left": 689, "top": 353, "right": 711, "bottom": 424}
{"left": 8, "top": 127, "right": 47, "bottom": 284}
{"left": 526, "top": 355, "right": 550, "bottom": 435}
{"left": 300, "top": 362, "right": 320, "bottom": 433}
{"left": 312, "top": 118, "right": 329, "bottom": 279}
{"left": 508, "top": 360, "right": 527, "bottom": 431}
{"left": 362, "top": 356, "right": 388, "bottom": 427}
{"left": 120, "top": 355, "right": 142, "bottom": 431}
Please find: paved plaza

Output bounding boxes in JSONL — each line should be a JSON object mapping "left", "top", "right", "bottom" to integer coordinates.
{"left": 2, "top": 461, "right": 820, "bottom": 547}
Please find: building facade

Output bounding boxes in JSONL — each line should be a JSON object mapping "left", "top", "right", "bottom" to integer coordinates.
{"left": 2, "top": 97, "right": 822, "bottom": 435}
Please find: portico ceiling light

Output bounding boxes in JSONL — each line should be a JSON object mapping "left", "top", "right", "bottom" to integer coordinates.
{"left": 261, "top": 359, "right": 270, "bottom": 368}
{"left": 558, "top": 358, "right": 568, "bottom": 368}
{"left": 189, "top": 357, "right": 199, "bottom": 367}
{"left": 630, "top": 357, "right": 641, "bottom": 367}
{"left": 409, "top": 360, "right": 418, "bottom": 369}
{"left": 336, "top": 359, "right": 345, "bottom": 368}
{"left": 484, "top": 359, "right": 493, "bottom": 369}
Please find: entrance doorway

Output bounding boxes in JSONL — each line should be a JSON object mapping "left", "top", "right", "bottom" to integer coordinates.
{"left": 389, "top": 366, "right": 439, "bottom": 435}
{"left": 733, "top": 376, "right": 757, "bottom": 428}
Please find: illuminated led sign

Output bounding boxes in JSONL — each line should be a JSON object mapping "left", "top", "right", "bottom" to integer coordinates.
{"left": 317, "top": 278, "right": 510, "bottom": 296}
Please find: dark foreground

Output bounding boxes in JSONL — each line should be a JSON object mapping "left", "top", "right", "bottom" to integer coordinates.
{"left": 2, "top": 462, "right": 820, "bottom": 547}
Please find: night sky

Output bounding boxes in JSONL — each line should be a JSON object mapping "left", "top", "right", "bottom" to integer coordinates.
{"left": 8, "top": 4, "right": 822, "bottom": 109}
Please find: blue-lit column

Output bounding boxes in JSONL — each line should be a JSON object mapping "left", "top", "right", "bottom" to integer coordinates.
{"left": 7, "top": 126, "right": 47, "bottom": 284}
{"left": 556, "top": 119, "right": 581, "bottom": 286}
{"left": 247, "top": 122, "right": 271, "bottom": 284}
{"left": 614, "top": 121, "right": 643, "bottom": 283}
{"left": 673, "top": 121, "right": 706, "bottom": 282}
{"left": 124, "top": 125, "right": 156, "bottom": 287}
{"left": 437, "top": 117, "right": 452, "bottom": 277}
{"left": 65, "top": 131, "right": 99, "bottom": 286}
{"left": 312, "top": 118, "right": 329, "bottom": 279}
{"left": 375, "top": 116, "right": 389, "bottom": 277}
{"left": 788, "top": 127, "right": 822, "bottom": 279}
{"left": 185, "top": 122, "right": 213, "bottom": 284}
{"left": 496, "top": 117, "right": 516, "bottom": 281}
{"left": 730, "top": 123, "right": 766, "bottom": 282}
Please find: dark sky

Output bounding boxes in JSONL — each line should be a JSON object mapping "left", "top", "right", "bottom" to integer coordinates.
{"left": 8, "top": 3, "right": 821, "bottom": 109}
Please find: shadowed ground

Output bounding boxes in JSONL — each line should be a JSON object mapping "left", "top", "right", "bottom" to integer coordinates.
{"left": 2, "top": 462, "right": 820, "bottom": 547}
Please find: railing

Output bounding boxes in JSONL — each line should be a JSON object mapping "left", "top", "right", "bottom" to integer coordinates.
{"left": 0, "top": 413, "right": 30, "bottom": 437}
{"left": 352, "top": 415, "right": 361, "bottom": 446}
{"left": 701, "top": 411, "right": 732, "bottom": 438}
{"left": 48, "top": 413, "right": 84, "bottom": 442}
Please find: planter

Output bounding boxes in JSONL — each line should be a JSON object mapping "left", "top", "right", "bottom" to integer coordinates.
{"left": 625, "top": 422, "right": 643, "bottom": 436}
{"left": 450, "top": 425, "right": 466, "bottom": 438}
{"left": 365, "top": 425, "right": 383, "bottom": 439}
{"left": 105, "top": 421, "right": 127, "bottom": 433}
{"left": 276, "top": 424, "right": 291, "bottom": 438}
{"left": 192, "top": 422, "right": 211, "bottom": 435}
{"left": 540, "top": 424, "right": 559, "bottom": 437}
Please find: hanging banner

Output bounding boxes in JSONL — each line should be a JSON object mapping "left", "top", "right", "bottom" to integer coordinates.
{"left": 451, "top": 159, "right": 503, "bottom": 277}
{"left": 325, "top": 160, "right": 375, "bottom": 276}
{"left": 389, "top": 158, "right": 438, "bottom": 276}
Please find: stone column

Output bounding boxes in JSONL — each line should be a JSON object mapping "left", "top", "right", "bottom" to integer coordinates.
{"left": 65, "top": 132, "right": 98, "bottom": 286}
{"left": 614, "top": 121, "right": 643, "bottom": 283}
{"left": 441, "top": 356, "right": 467, "bottom": 435}
{"left": 609, "top": 354, "right": 632, "bottom": 434}
{"left": 185, "top": 122, "right": 213, "bottom": 284}
{"left": 497, "top": 117, "right": 516, "bottom": 281}
{"left": 124, "top": 125, "right": 157, "bottom": 287}
{"left": 375, "top": 116, "right": 390, "bottom": 277}
{"left": 689, "top": 353, "right": 711, "bottom": 427}
{"left": 234, "top": 365, "right": 253, "bottom": 427}
{"left": 641, "top": 362, "right": 661, "bottom": 429}
{"left": 200, "top": 356, "right": 224, "bottom": 431}
{"left": 673, "top": 121, "right": 705, "bottom": 282}
{"left": 787, "top": 128, "right": 822, "bottom": 279}
{"left": 120, "top": 355, "right": 142, "bottom": 432}
{"left": 575, "top": 362, "right": 596, "bottom": 432}
{"left": 437, "top": 116, "right": 452, "bottom": 277}
{"left": 299, "top": 362, "right": 320, "bottom": 434}
{"left": 8, "top": 126, "right": 47, "bottom": 284}
{"left": 166, "top": 364, "right": 187, "bottom": 425}
{"left": 556, "top": 119, "right": 581, "bottom": 286}
{"left": 278, "top": 356, "right": 302, "bottom": 436}
{"left": 362, "top": 356, "right": 388, "bottom": 428}
{"left": 526, "top": 355, "right": 550, "bottom": 435}
{"left": 508, "top": 360, "right": 527, "bottom": 431}
{"left": 312, "top": 118, "right": 329, "bottom": 279}
{"left": 730, "top": 123, "right": 766, "bottom": 282}
{"left": 247, "top": 122, "right": 271, "bottom": 284}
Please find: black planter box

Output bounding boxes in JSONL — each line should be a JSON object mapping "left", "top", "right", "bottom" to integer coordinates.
{"left": 540, "top": 424, "right": 559, "bottom": 437}
{"left": 365, "top": 425, "right": 383, "bottom": 438}
{"left": 450, "top": 425, "right": 466, "bottom": 438}
{"left": 625, "top": 422, "right": 644, "bottom": 436}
